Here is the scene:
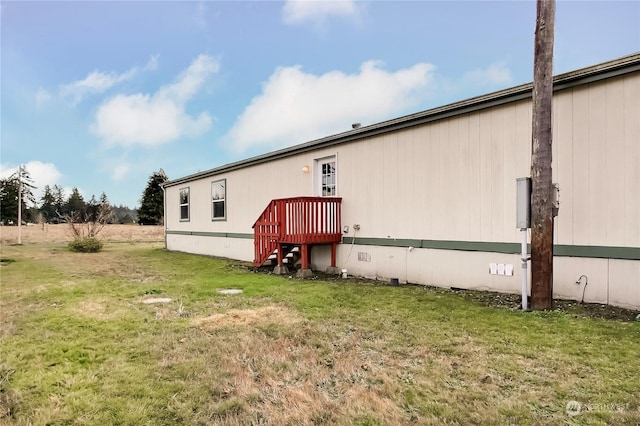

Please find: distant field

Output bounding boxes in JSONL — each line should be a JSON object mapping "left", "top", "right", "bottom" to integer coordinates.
{"left": 0, "top": 224, "right": 164, "bottom": 244}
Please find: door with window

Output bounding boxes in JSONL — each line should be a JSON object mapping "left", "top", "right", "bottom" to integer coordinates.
{"left": 313, "top": 155, "right": 338, "bottom": 234}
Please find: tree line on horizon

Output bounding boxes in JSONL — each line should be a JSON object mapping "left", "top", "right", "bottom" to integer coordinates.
{"left": 0, "top": 168, "right": 167, "bottom": 226}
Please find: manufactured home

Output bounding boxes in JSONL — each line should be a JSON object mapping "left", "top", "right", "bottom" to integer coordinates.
{"left": 163, "top": 54, "right": 640, "bottom": 310}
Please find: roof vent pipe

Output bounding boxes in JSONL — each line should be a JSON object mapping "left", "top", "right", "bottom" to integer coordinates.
{"left": 352, "top": 123, "right": 361, "bottom": 129}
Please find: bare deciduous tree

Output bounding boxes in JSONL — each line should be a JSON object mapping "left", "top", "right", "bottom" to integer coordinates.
{"left": 62, "top": 203, "right": 113, "bottom": 240}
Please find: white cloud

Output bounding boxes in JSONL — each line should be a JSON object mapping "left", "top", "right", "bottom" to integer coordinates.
{"left": 224, "top": 60, "right": 435, "bottom": 153}
{"left": 0, "top": 161, "right": 63, "bottom": 203}
{"left": 0, "top": 161, "right": 62, "bottom": 186}
{"left": 157, "top": 54, "right": 219, "bottom": 104}
{"left": 26, "top": 161, "right": 63, "bottom": 189}
{"left": 60, "top": 68, "right": 138, "bottom": 104}
{"left": 92, "top": 54, "right": 219, "bottom": 147}
{"left": 59, "top": 55, "right": 159, "bottom": 104}
{"left": 282, "top": 0, "right": 361, "bottom": 25}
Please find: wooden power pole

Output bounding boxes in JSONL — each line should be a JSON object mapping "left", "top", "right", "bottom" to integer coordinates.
{"left": 530, "top": 0, "right": 556, "bottom": 310}
{"left": 18, "top": 165, "right": 23, "bottom": 245}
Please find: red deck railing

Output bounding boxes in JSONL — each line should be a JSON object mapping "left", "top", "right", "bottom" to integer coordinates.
{"left": 253, "top": 197, "right": 342, "bottom": 267}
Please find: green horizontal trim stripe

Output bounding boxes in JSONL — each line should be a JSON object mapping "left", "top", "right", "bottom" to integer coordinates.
{"left": 554, "top": 245, "right": 640, "bottom": 260}
{"left": 342, "top": 237, "right": 520, "bottom": 254}
{"left": 422, "top": 240, "right": 521, "bottom": 253}
{"left": 355, "top": 238, "right": 423, "bottom": 247}
{"left": 166, "top": 232, "right": 640, "bottom": 260}
{"left": 166, "top": 230, "right": 253, "bottom": 239}
{"left": 342, "top": 237, "right": 640, "bottom": 260}
{"left": 227, "top": 232, "right": 254, "bottom": 239}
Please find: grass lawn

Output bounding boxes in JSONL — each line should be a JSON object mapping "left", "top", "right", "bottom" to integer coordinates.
{"left": 1, "top": 242, "right": 639, "bottom": 425}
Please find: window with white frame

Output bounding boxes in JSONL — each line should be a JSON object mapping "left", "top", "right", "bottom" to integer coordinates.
{"left": 179, "top": 187, "right": 190, "bottom": 221}
{"left": 212, "top": 179, "right": 226, "bottom": 220}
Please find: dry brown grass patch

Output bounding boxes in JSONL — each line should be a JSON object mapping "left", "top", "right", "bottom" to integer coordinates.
{"left": 191, "top": 306, "right": 301, "bottom": 329}
{"left": 180, "top": 311, "right": 464, "bottom": 424}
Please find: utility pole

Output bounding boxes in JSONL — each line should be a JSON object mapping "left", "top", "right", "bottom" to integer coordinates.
{"left": 530, "top": 0, "right": 556, "bottom": 310}
{"left": 17, "top": 165, "right": 23, "bottom": 245}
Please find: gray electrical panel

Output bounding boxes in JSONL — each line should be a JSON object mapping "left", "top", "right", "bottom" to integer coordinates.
{"left": 516, "top": 177, "right": 531, "bottom": 229}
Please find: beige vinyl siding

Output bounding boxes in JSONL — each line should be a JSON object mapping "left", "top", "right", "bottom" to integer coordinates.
{"left": 623, "top": 75, "right": 640, "bottom": 246}
{"left": 570, "top": 86, "right": 590, "bottom": 246}
{"left": 168, "top": 72, "right": 638, "bottom": 249}
{"left": 553, "top": 74, "right": 640, "bottom": 248}
{"left": 166, "top": 72, "right": 638, "bottom": 249}
{"left": 335, "top": 101, "right": 532, "bottom": 245}
{"left": 164, "top": 64, "right": 639, "bottom": 309}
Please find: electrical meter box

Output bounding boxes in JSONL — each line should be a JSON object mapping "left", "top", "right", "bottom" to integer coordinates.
{"left": 516, "top": 177, "right": 531, "bottom": 229}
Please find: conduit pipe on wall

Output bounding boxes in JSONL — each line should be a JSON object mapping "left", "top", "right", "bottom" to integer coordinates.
{"left": 521, "top": 228, "right": 529, "bottom": 311}
{"left": 576, "top": 274, "right": 588, "bottom": 303}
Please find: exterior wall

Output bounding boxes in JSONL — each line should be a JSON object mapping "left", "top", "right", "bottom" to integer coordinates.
{"left": 166, "top": 233, "right": 254, "bottom": 262}
{"left": 165, "top": 152, "right": 340, "bottom": 235}
{"left": 553, "top": 73, "right": 640, "bottom": 248}
{"left": 337, "top": 102, "right": 531, "bottom": 243}
{"left": 327, "top": 245, "right": 640, "bottom": 310}
{"left": 165, "top": 67, "right": 640, "bottom": 310}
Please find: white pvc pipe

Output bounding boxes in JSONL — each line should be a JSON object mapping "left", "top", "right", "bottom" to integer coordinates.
{"left": 521, "top": 228, "right": 528, "bottom": 311}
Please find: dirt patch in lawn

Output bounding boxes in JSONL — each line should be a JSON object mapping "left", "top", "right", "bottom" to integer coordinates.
{"left": 192, "top": 306, "right": 301, "bottom": 329}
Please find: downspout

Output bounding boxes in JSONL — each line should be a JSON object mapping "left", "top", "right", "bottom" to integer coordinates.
{"left": 162, "top": 185, "right": 167, "bottom": 249}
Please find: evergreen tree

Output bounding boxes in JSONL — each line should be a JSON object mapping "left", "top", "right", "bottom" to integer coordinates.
{"left": 99, "top": 192, "right": 109, "bottom": 207}
{"left": 119, "top": 213, "right": 133, "bottom": 224}
{"left": 39, "top": 185, "right": 57, "bottom": 222}
{"left": 98, "top": 192, "right": 114, "bottom": 223}
{"left": 66, "top": 187, "right": 86, "bottom": 218}
{"left": 53, "top": 185, "right": 65, "bottom": 217}
{"left": 86, "top": 195, "right": 99, "bottom": 222}
{"left": 0, "top": 166, "right": 36, "bottom": 225}
{"left": 113, "top": 204, "right": 138, "bottom": 224}
{"left": 0, "top": 177, "right": 20, "bottom": 225}
{"left": 138, "top": 170, "right": 167, "bottom": 225}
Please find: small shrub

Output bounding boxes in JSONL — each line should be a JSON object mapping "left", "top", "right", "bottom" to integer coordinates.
{"left": 68, "top": 237, "right": 103, "bottom": 253}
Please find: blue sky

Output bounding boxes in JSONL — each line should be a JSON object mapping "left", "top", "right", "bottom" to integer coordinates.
{"left": 2, "top": 1, "right": 639, "bottom": 208}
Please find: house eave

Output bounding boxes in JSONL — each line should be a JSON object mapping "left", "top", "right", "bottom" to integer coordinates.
{"left": 163, "top": 52, "right": 640, "bottom": 189}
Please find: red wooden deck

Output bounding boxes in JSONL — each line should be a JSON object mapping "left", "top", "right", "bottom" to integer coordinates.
{"left": 253, "top": 197, "right": 342, "bottom": 269}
